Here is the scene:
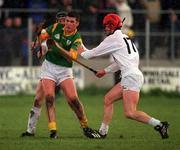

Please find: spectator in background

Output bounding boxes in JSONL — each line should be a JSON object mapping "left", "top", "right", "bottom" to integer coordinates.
{"left": 46, "top": 0, "right": 61, "bottom": 23}
{"left": 140, "top": 0, "right": 161, "bottom": 59}
{"left": 72, "top": 0, "right": 85, "bottom": 10}
{"left": 128, "top": 0, "right": 162, "bottom": 59}
{"left": 99, "top": 0, "right": 117, "bottom": 17}
{"left": 58, "top": 0, "right": 72, "bottom": 12}
{"left": 13, "top": 16, "right": 22, "bottom": 28}
{"left": 98, "top": 0, "right": 117, "bottom": 30}
{"left": 0, "top": 0, "right": 3, "bottom": 7}
{"left": 170, "top": 1, "right": 180, "bottom": 58}
{"left": 1, "top": 0, "right": 27, "bottom": 20}
{"left": 48, "top": 0, "right": 61, "bottom": 9}
{"left": 20, "top": 37, "right": 28, "bottom": 66}
{"left": 82, "top": 1, "right": 99, "bottom": 46}
{"left": 159, "top": 0, "right": 180, "bottom": 58}
{"left": 0, "top": 17, "right": 14, "bottom": 66}
{"left": 127, "top": 0, "right": 147, "bottom": 58}
{"left": 115, "top": 0, "right": 134, "bottom": 38}
{"left": 160, "top": 0, "right": 180, "bottom": 58}
{"left": 1, "top": 0, "right": 25, "bottom": 8}
{"left": 13, "top": 16, "right": 28, "bottom": 66}
{"left": 104, "top": 0, "right": 117, "bottom": 11}
{"left": 160, "top": 0, "right": 171, "bottom": 60}
{"left": 13, "top": 17, "right": 23, "bottom": 60}
{"left": 159, "top": 0, "right": 171, "bottom": 30}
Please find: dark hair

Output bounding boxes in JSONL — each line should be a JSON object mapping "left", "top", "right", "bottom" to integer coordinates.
{"left": 67, "top": 11, "right": 80, "bottom": 22}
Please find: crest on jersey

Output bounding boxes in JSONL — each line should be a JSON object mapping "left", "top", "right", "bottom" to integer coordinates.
{"left": 66, "top": 40, "right": 71, "bottom": 46}
{"left": 54, "top": 34, "right": 60, "bottom": 39}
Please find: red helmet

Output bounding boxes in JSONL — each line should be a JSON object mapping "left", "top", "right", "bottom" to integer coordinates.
{"left": 103, "top": 13, "right": 122, "bottom": 31}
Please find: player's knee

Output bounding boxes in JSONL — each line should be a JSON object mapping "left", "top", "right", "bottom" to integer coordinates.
{"left": 45, "top": 95, "right": 55, "bottom": 107}
{"left": 124, "top": 111, "right": 135, "bottom": 119}
{"left": 67, "top": 95, "right": 80, "bottom": 106}
{"left": 68, "top": 95, "right": 79, "bottom": 102}
{"left": 104, "top": 95, "right": 113, "bottom": 106}
{"left": 34, "top": 98, "right": 42, "bottom": 108}
{"left": 68, "top": 97, "right": 81, "bottom": 109}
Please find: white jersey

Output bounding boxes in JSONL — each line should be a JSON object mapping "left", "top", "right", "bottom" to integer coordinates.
{"left": 81, "top": 30, "right": 142, "bottom": 78}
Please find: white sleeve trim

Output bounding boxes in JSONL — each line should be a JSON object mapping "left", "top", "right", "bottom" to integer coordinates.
{"left": 104, "top": 62, "right": 119, "bottom": 73}
{"left": 81, "top": 51, "right": 90, "bottom": 59}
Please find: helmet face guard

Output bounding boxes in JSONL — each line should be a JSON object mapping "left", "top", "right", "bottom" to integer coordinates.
{"left": 56, "top": 11, "right": 67, "bottom": 20}
{"left": 103, "top": 13, "right": 122, "bottom": 33}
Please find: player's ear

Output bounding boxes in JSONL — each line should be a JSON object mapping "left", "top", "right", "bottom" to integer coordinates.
{"left": 76, "top": 21, "right": 79, "bottom": 27}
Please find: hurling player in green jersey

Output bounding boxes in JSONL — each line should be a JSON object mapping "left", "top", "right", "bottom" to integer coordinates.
{"left": 21, "top": 11, "right": 67, "bottom": 139}
{"left": 21, "top": 11, "right": 101, "bottom": 139}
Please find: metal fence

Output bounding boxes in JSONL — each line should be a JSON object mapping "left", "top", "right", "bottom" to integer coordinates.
{"left": 0, "top": 8, "right": 180, "bottom": 67}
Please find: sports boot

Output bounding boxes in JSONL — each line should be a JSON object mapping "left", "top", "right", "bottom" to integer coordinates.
{"left": 21, "top": 131, "right": 35, "bottom": 137}
{"left": 154, "top": 121, "right": 169, "bottom": 139}
{"left": 49, "top": 130, "right": 58, "bottom": 139}
{"left": 83, "top": 127, "right": 102, "bottom": 139}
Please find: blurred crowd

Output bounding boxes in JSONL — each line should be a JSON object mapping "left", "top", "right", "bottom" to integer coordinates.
{"left": 0, "top": 0, "right": 180, "bottom": 66}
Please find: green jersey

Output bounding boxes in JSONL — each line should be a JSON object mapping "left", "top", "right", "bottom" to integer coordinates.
{"left": 45, "top": 23, "right": 82, "bottom": 67}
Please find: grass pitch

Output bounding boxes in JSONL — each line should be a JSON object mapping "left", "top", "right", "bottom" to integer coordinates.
{"left": 0, "top": 91, "right": 180, "bottom": 150}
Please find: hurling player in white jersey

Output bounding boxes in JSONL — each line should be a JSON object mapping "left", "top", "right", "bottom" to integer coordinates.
{"left": 78, "top": 13, "right": 169, "bottom": 139}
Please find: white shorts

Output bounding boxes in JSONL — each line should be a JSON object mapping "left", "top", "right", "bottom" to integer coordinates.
{"left": 40, "top": 60, "right": 73, "bottom": 85}
{"left": 121, "top": 73, "right": 144, "bottom": 92}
